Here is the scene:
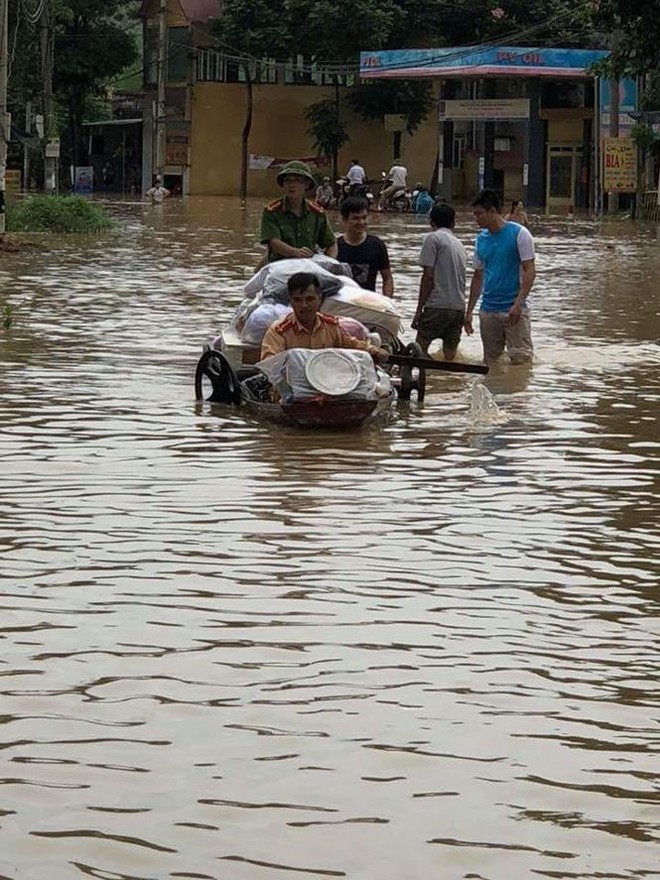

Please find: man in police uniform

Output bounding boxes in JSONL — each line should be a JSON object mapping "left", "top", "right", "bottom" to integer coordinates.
{"left": 260, "top": 161, "right": 338, "bottom": 263}
{"left": 260, "top": 272, "right": 389, "bottom": 362}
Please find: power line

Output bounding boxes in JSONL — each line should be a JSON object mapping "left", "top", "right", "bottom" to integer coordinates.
{"left": 114, "top": 2, "right": 595, "bottom": 89}
{"left": 187, "top": 2, "right": 593, "bottom": 77}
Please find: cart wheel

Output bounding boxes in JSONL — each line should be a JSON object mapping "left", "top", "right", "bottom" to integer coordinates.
{"left": 399, "top": 341, "right": 426, "bottom": 402}
{"left": 194, "top": 350, "right": 241, "bottom": 404}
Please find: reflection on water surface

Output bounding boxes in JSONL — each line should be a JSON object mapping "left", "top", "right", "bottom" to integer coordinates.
{"left": 1, "top": 199, "right": 659, "bottom": 880}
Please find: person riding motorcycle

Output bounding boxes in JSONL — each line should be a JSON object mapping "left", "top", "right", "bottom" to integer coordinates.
{"left": 378, "top": 159, "right": 409, "bottom": 211}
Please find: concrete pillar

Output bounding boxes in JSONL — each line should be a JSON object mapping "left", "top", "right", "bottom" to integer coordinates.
{"left": 526, "top": 79, "right": 545, "bottom": 210}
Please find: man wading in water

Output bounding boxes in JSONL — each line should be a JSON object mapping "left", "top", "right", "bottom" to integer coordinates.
{"left": 465, "top": 188, "right": 536, "bottom": 365}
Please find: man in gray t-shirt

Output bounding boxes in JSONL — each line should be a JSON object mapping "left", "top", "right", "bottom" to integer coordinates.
{"left": 412, "top": 202, "right": 467, "bottom": 359}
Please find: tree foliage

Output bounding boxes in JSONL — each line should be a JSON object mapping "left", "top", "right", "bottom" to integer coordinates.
{"left": 591, "top": 0, "right": 660, "bottom": 76}
{"left": 347, "top": 80, "right": 434, "bottom": 135}
{"left": 304, "top": 98, "right": 350, "bottom": 177}
{"left": 53, "top": 1, "right": 138, "bottom": 161}
{"left": 215, "top": 0, "right": 293, "bottom": 60}
{"left": 284, "top": 0, "right": 398, "bottom": 62}
{"left": 7, "top": 0, "right": 138, "bottom": 168}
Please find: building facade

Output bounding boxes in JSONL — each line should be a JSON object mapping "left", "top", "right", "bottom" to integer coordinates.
{"left": 140, "top": 2, "right": 615, "bottom": 209}
{"left": 360, "top": 47, "right": 610, "bottom": 211}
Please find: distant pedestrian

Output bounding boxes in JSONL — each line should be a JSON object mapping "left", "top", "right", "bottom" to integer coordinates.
{"left": 505, "top": 199, "right": 529, "bottom": 227}
{"left": 412, "top": 203, "right": 467, "bottom": 360}
{"left": 465, "top": 189, "right": 536, "bottom": 364}
{"left": 146, "top": 177, "right": 170, "bottom": 204}
{"left": 315, "top": 176, "right": 334, "bottom": 208}
{"left": 412, "top": 185, "right": 435, "bottom": 215}
{"left": 346, "top": 159, "right": 366, "bottom": 189}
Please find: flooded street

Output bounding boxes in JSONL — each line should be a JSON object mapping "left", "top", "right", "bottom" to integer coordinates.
{"left": 1, "top": 198, "right": 659, "bottom": 880}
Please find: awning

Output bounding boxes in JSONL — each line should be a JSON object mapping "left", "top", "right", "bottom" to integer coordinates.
{"left": 11, "top": 128, "right": 41, "bottom": 151}
{"left": 82, "top": 118, "right": 143, "bottom": 127}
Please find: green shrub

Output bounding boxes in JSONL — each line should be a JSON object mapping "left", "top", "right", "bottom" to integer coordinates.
{"left": 7, "top": 196, "right": 114, "bottom": 233}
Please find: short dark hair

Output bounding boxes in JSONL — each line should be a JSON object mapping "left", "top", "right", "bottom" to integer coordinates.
{"left": 430, "top": 203, "right": 455, "bottom": 229}
{"left": 472, "top": 189, "right": 501, "bottom": 212}
{"left": 340, "top": 195, "right": 369, "bottom": 218}
{"left": 287, "top": 272, "right": 321, "bottom": 295}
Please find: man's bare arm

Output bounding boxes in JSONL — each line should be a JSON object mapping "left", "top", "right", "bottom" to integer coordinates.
{"left": 464, "top": 268, "right": 483, "bottom": 335}
{"left": 381, "top": 267, "right": 394, "bottom": 298}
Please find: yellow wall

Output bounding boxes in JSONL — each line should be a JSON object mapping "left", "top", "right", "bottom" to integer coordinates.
{"left": 547, "top": 119, "right": 584, "bottom": 144}
{"left": 189, "top": 82, "right": 441, "bottom": 197}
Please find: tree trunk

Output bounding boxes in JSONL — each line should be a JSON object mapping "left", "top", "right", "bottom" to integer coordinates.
{"left": 239, "top": 71, "right": 253, "bottom": 203}
{"left": 332, "top": 77, "right": 339, "bottom": 180}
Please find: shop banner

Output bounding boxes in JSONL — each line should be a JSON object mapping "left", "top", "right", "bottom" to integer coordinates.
{"left": 73, "top": 166, "right": 94, "bottom": 195}
{"left": 439, "top": 99, "right": 530, "bottom": 120}
{"left": 5, "top": 170, "right": 21, "bottom": 200}
{"left": 361, "top": 46, "right": 608, "bottom": 79}
{"left": 603, "top": 138, "right": 637, "bottom": 192}
{"left": 249, "top": 155, "right": 327, "bottom": 170}
{"left": 600, "top": 79, "right": 638, "bottom": 138}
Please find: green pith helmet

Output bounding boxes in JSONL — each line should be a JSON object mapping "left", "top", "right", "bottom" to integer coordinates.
{"left": 276, "top": 160, "right": 316, "bottom": 189}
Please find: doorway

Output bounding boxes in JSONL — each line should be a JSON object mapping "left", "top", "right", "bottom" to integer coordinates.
{"left": 546, "top": 144, "right": 582, "bottom": 211}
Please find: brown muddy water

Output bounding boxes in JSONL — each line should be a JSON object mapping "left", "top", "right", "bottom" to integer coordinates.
{"left": 1, "top": 198, "right": 659, "bottom": 880}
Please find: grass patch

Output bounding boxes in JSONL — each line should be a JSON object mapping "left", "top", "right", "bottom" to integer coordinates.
{"left": 7, "top": 196, "right": 114, "bottom": 233}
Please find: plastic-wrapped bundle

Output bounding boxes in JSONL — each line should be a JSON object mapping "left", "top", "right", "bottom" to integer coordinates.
{"left": 240, "top": 302, "right": 291, "bottom": 346}
{"left": 257, "top": 348, "right": 380, "bottom": 402}
{"left": 320, "top": 286, "right": 402, "bottom": 336}
{"left": 336, "top": 316, "right": 370, "bottom": 341}
{"left": 244, "top": 256, "right": 354, "bottom": 299}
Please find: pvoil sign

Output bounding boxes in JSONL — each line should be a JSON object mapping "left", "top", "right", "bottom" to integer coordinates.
{"left": 360, "top": 46, "right": 608, "bottom": 79}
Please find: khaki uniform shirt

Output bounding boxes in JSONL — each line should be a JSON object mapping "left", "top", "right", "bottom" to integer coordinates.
{"left": 261, "top": 313, "right": 379, "bottom": 360}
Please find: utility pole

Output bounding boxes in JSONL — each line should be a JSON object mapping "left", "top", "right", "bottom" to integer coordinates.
{"left": 155, "top": 0, "right": 167, "bottom": 182}
{"left": 607, "top": 78, "right": 619, "bottom": 213}
{"left": 40, "top": 0, "right": 57, "bottom": 194}
{"left": 0, "top": 0, "right": 9, "bottom": 234}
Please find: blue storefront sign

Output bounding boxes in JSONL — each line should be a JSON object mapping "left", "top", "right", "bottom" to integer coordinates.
{"left": 74, "top": 166, "right": 94, "bottom": 195}
{"left": 599, "top": 78, "right": 638, "bottom": 136}
{"left": 360, "top": 46, "right": 608, "bottom": 79}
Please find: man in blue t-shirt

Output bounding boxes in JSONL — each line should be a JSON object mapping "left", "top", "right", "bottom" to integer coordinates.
{"left": 465, "top": 188, "right": 536, "bottom": 364}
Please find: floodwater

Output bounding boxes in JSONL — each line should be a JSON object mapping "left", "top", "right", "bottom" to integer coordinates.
{"left": 1, "top": 198, "right": 659, "bottom": 880}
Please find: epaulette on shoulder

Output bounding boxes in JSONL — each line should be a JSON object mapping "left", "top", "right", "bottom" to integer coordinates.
{"left": 318, "top": 313, "right": 339, "bottom": 325}
{"left": 275, "top": 314, "right": 295, "bottom": 333}
{"left": 265, "top": 198, "right": 284, "bottom": 212}
{"left": 307, "top": 200, "right": 325, "bottom": 215}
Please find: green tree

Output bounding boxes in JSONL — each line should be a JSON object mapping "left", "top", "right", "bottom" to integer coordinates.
{"left": 304, "top": 99, "right": 350, "bottom": 178}
{"left": 286, "top": 0, "right": 401, "bottom": 176}
{"left": 347, "top": 80, "right": 434, "bottom": 161}
{"left": 215, "top": 0, "right": 293, "bottom": 200}
{"left": 591, "top": 0, "right": 660, "bottom": 76}
{"left": 6, "top": 1, "right": 137, "bottom": 184}
{"left": 53, "top": 1, "right": 138, "bottom": 166}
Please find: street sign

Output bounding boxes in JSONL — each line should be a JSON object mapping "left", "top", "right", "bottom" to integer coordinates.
{"left": 439, "top": 99, "right": 530, "bottom": 120}
{"left": 5, "top": 170, "right": 21, "bottom": 200}
{"left": 603, "top": 137, "right": 637, "bottom": 192}
{"left": 45, "top": 138, "right": 60, "bottom": 158}
{"left": 383, "top": 114, "right": 407, "bottom": 132}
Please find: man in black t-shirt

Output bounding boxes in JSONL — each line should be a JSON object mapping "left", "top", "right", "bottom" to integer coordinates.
{"left": 336, "top": 196, "right": 394, "bottom": 297}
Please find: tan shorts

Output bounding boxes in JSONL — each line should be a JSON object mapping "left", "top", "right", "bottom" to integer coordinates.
{"left": 479, "top": 311, "right": 533, "bottom": 364}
